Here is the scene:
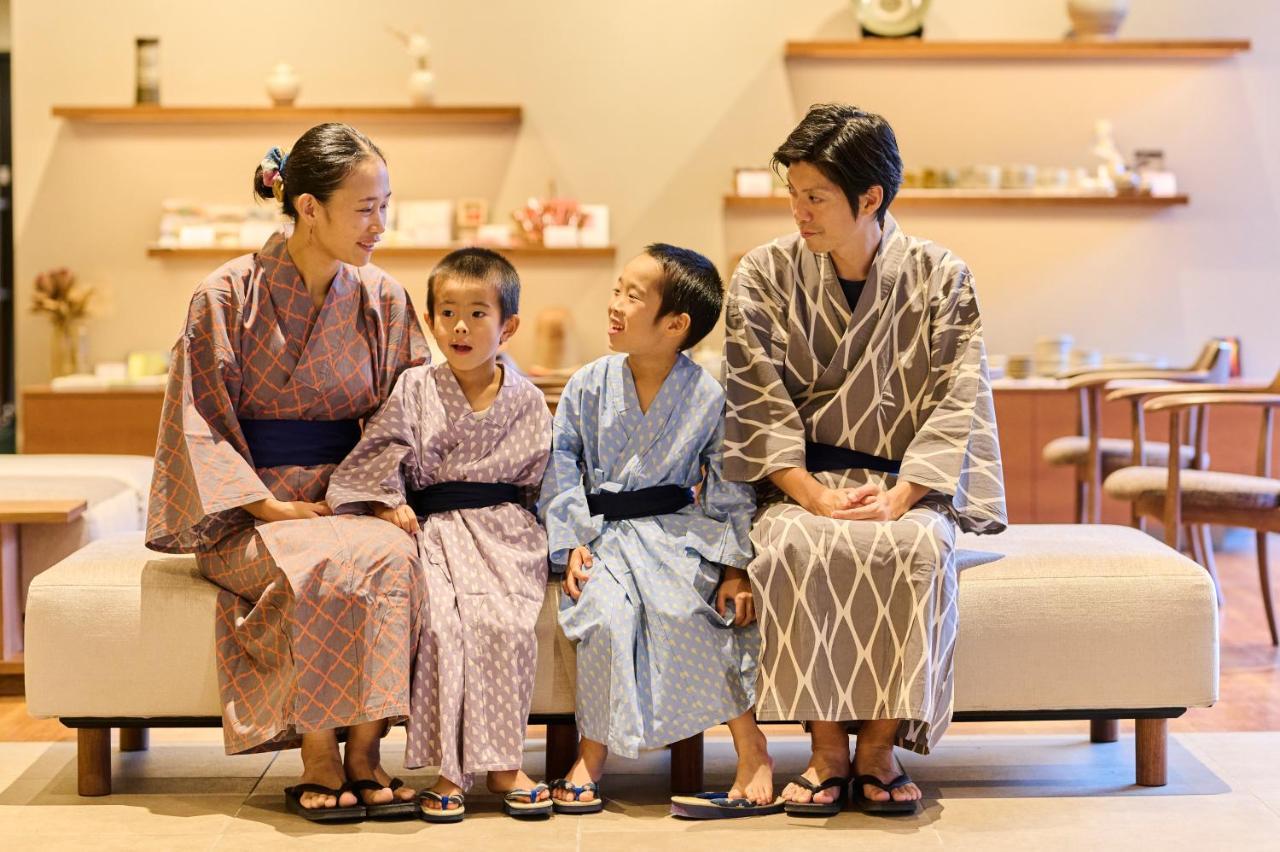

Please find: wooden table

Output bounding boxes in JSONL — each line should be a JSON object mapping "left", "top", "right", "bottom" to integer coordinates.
{"left": 0, "top": 499, "right": 87, "bottom": 676}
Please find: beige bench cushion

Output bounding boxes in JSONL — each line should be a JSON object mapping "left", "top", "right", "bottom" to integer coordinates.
{"left": 24, "top": 533, "right": 575, "bottom": 719}
{"left": 26, "top": 525, "right": 1218, "bottom": 721}
{"left": 954, "top": 524, "right": 1217, "bottom": 713}
{"left": 1105, "top": 466, "right": 1280, "bottom": 512}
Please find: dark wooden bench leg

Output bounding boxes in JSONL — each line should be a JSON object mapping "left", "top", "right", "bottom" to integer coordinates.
{"left": 670, "top": 733, "right": 704, "bottom": 796}
{"left": 120, "top": 727, "right": 149, "bottom": 752}
{"left": 77, "top": 728, "right": 111, "bottom": 796}
{"left": 545, "top": 720, "right": 578, "bottom": 782}
{"left": 1090, "top": 719, "right": 1118, "bottom": 743}
{"left": 1136, "top": 718, "right": 1168, "bottom": 787}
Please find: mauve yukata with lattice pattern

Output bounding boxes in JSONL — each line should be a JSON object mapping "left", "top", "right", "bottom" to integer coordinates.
{"left": 146, "top": 233, "right": 429, "bottom": 754}
{"left": 537, "top": 354, "right": 759, "bottom": 758}
{"left": 723, "top": 215, "right": 1006, "bottom": 754}
{"left": 326, "top": 360, "right": 552, "bottom": 790}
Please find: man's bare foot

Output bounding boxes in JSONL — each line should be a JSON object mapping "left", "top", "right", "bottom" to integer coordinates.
{"left": 297, "top": 731, "right": 356, "bottom": 810}
{"left": 780, "top": 747, "right": 850, "bottom": 805}
{"left": 551, "top": 738, "right": 606, "bottom": 804}
{"left": 852, "top": 743, "right": 921, "bottom": 804}
{"left": 487, "top": 769, "right": 551, "bottom": 802}
{"left": 726, "top": 723, "right": 775, "bottom": 805}
{"left": 420, "top": 777, "right": 464, "bottom": 812}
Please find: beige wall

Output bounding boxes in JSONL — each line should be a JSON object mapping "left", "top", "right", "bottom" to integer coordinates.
{"left": 11, "top": 0, "right": 1280, "bottom": 396}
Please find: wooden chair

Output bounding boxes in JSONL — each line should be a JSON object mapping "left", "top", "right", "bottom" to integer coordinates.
{"left": 1045, "top": 340, "right": 1233, "bottom": 524}
{"left": 1104, "top": 381, "right": 1280, "bottom": 645}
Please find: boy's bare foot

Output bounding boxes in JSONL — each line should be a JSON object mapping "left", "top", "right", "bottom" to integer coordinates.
{"left": 419, "top": 777, "right": 464, "bottom": 812}
{"left": 726, "top": 715, "right": 775, "bottom": 804}
{"left": 487, "top": 768, "right": 551, "bottom": 801}
{"left": 780, "top": 746, "right": 851, "bottom": 805}
{"left": 551, "top": 738, "right": 606, "bottom": 804}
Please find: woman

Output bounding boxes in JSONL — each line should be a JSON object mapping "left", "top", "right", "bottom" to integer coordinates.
{"left": 722, "top": 104, "right": 1006, "bottom": 816}
{"left": 146, "top": 123, "right": 429, "bottom": 820}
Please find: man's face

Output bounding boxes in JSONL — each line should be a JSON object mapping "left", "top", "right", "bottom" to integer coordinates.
{"left": 787, "top": 160, "right": 875, "bottom": 255}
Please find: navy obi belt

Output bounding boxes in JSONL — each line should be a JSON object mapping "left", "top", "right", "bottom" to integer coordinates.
{"left": 239, "top": 418, "right": 361, "bottom": 469}
{"left": 407, "top": 482, "right": 521, "bottom": 517}
{"left": 586, "top": 484, "right": 694, "bottom": 521}
{"left": 805, "top": 440, "right": 902, "bottom": 476}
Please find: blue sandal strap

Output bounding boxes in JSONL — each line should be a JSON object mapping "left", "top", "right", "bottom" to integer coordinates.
{"left": 506, "top": 783, "right": 550, "bottom": 804}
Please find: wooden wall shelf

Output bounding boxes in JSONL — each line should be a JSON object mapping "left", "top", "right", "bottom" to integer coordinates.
{"left": 784, "top": 39, "right": 1250, "bottom": 61}
{"left": 52, "top": 105, "right": 523, "bottom": 125}
{"left": 146, "top": 244, "right": 615, "bottom": 260}
{"left": 725, "top": 193, "right": 1189, "bottom": 210}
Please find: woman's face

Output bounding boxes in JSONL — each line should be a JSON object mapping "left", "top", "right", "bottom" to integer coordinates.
{"left": 787, "top": 161, "right": 871, "bottom": 255}
{"left": 304, "top": 157, "right": 390, "bottom": 267}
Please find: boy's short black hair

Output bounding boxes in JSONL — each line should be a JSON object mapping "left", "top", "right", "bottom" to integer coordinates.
{"left": 771, "top": 103, "right": 903, "bottom": 227}
{"left": 644, "top": 243, "right": 723, "bottom": 350}
{"left": 426, "top": 247, "right": 520, "bottom": 319}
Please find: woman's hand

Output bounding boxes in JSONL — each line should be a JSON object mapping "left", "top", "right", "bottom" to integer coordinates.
{"left": 374, "top": 503, "right": 419, "bottom": 536}
{"left": 716, "top": 566, "right": 756, "bottom": 627}
{"left": 244, "top": 498, "right": 332, "bottom": 523}
{"left": 562, "top": 545, "right": 594, "bottom": 601}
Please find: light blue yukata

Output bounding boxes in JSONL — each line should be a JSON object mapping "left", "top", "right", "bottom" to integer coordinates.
{"left": 537, "top": 352, "right": 759, "bottom": 758}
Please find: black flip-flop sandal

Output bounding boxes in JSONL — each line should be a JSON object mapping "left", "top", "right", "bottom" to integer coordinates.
{"left": 417, "top": 789, "right": 466, "bottom": 823}
{"left": 783, "top": 775, "right": 849, "bottom": 816}
{"left": 348, "top": 777, "right": 417, "bottom": 820}
{"left": 851, "top": 772, "right": 920, "bottom": 815}
{"left": 549, "top": 778, "right": 604, "bottom": 814}
{"left": 502, "top": 782, "right": 554, "bottom": 819}
{"left": 670, "top": 791, "right": 786, "bottom": 819}
{"left": 283, "top": 782, "right": 366, "bottom": 822}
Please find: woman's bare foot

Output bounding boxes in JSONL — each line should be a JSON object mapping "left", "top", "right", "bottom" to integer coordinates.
{"left": 420, "top": 777, "right": 465, "bottom": 812}
{"left": 780, "top": 721, "right": 850, "bottom": 805}
{"left": 343, "top": 720, "right": 415, "bottom": 806}
{"left": 487, "top": 768, "right": 551, "bottom": 802}
{"left": 297, "top": 730, "right": 357, "bottom": 810}
{"left": 726, "top": 712, "right": 775, "bottom": 805}
{"left": 551, "top": 738, "right": 606, "bottom": 804}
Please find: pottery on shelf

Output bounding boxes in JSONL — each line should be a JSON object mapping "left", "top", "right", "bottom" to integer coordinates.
{"left": 856, "top": 0, "right": 932, "bottom": 38}
{"left": 1066, "top": 0, "right": 1129, "bottom": 40}
{"left": 265, "top": 62, "right": 301, "bottom": 107}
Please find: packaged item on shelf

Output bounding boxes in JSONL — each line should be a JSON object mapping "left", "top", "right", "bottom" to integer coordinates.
{"left": 734, "top": 167, "right": 774, "bottom": 197}
{"left": 396, "top": 199, "right": 454, "bottom": 246}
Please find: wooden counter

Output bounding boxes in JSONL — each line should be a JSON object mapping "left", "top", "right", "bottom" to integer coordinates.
{"left": 21, "top": 381, "right": 1278, "bottom": 524}
{"left": 21, "top": 386, "right": 165, "bottom": 455}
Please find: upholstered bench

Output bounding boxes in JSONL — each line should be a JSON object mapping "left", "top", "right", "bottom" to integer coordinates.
{"left": 24, "top": 524, "right": 1216, "bottom": 796}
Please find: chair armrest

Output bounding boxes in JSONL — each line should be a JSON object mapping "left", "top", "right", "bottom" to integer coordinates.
{"left": 1065, "top": 369, "right": 1214, "bottom": 391}
{"left": 1106, "top": 380, "right": 1267, "bottom": 403}
{"left": 1146, "top": 392, "right": 1280, "bottom": 413}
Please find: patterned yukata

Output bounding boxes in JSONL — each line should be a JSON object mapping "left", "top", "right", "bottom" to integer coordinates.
{"left": 722, "top": 216, "right": 1006, "bottom": 754}
{"left": 538, "top": 354, "right": 758, "bottom": 758}
{"left": 146, "top": 233, "right": 429, "bottom": 754}
{"left": 326, "top": 360, "right": 552, "bottom": 789}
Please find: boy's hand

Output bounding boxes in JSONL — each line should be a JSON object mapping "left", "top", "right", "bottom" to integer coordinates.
{"left": 375, "top": 503, "right": 419, "bottom": 536}
{"left": 716, "top": 566, "right": 755, "bottom": 627}
{"left": 562, "top": 545, "right": 594, "bottom": 601}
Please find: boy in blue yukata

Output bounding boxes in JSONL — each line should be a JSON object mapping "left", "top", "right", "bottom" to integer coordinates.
{"left": 538, "top": 244, "right": 779, "bottom": 819}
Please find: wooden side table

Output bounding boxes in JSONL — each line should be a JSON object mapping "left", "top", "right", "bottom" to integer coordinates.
{"left": 0, "top": 499, "right": 87, "bottom": 676}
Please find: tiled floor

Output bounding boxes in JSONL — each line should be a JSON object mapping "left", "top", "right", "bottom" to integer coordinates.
{"left": 0, "top": 728, "right": 1278, "bottom": 850}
